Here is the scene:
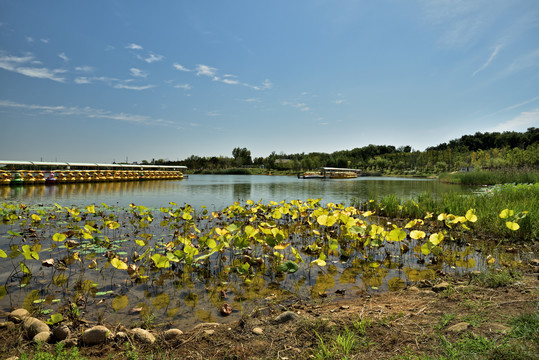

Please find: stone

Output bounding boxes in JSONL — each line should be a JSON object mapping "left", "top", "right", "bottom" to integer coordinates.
{"left": 0, "top": 321, "right": 15, "bottom": 329}
{"left": 52, "top": 324, "right": 70, "bottom": 341}
{"left": 132, "top": 328, "right": 156, "bottom": 345}
{"left": 60, "top": 338, "right": 78, "bottom": 347}
{"left": 5, "top": 356, "right": 19, "bottom": 360}
{"left": 164, "top": 328, "right": 183, "bottom": 340}
{"left": 203, "top": 329, "right": 215, "bottom": 335}
{"left": 486, "top": 323, "right": 511, "bottom": 333}
{"left": 432, "top": 282, "right": 450, "bottom": 293}
{"left": 252, "top": 327, "right": 264, "bottom": 335}
{"left": 530, "top": 259, "right": 539, "bottom": 266}
{"left": 447, "top": 322, "right": 470, "bottom": 332}
{"left": 23, "top": 317, "right": 50, "bottom": 339}
{"left": 192, "top": 322, "right": 220, "bottom": 331}
{"left": 8, "top": 308, "right": 30, "bottom": 323}
{"left": 33, "top": 331, "right": 51, "bottom": 343}
{"left": 115, "top": 331, "right": 128, "bottom": 342}
{"left": 274, "top": 311, "right": 300, "bottom": 323}
{"left": 407, "top": 286, "right": 420, "bottom": 292}
{"left": 83, "top": 325, "right": 111, "bottom": 345}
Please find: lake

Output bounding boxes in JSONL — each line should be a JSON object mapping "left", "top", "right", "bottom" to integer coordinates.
{"left": 1, "top": 175, "right": 490, "bottom": 329}
{"left": 0, "top": 175, "right": 477, "bottom": 210}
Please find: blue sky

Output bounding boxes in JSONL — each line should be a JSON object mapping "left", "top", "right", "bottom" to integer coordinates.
{"left": 1, "top": 0, "right": 538, "bottom": 163}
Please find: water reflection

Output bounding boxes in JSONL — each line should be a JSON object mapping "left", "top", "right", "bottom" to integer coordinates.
{"left": 1, "top": 175, "right": 476, "bottom": 210}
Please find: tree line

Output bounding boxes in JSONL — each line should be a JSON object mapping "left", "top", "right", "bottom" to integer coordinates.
{"left": 146, "top": 128, "right": 538, "bottom": 174}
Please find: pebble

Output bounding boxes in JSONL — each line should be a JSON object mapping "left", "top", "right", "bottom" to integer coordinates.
{"left": 115, "top": 331, "right": 128, "bottom": 342}
{"left": 203, "top": 329, "right": 215, "bottom": 335}
{"left": 52, "top": 324, "right": 70, "bottom": 341}
{"left": 274, "top": 311, "right": 300, "bottom": 323}
{"left": 33, "top": 331, "right": 51, "bottom": 343}
{"left": 9, "top": 309, "right": 29, "bottom": 323}
{"left": 164, "top": 328, "right": 183, "bottom": 340}
{"left": 132, "top": 328, "right": 156, "bottom": 345}
{"left": 83, "top": 325, "right": 111, "bottom": 345}
{"left": 252, "top": 327, "right": 264, "bottom": 335}
{"left": 23, "top": 317, "right": 50, "bottom": 339}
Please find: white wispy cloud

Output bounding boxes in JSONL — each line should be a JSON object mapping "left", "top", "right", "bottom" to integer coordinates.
{"left": 40, "top": 38, "right": 49, "bottom": 44}
{"left": 0, "top": 52, "right": 66, "bottom": 82}
{"left": 143, "top": 53, "right": 164, "bottom": 63}
{"left": 333, "top": 99, "right": 346, "bottom": 104}
{"left": 173, "top": 63, "right": 190, "bottom": 72}
{"left": 506, "top": 48, "right": 539, "bottom": 74}
{"left": 490, "top": 108, "right": 539, "bottom": 132}
{"left": 74, "top": 77, "right": 91, "bottom": 84}
{"left": 196, "top": 64, "right": 217, "bottom": 77}
{"left": 251, "top": 79, "right": 273, "bottom": 90}
{"left": 75, "top": 65, "right": 93, "bottom": 72}
{"left": 58, "top": 53, "right": 70, "bottom": 62}
{"left": 283, "top": 101, "right": 310, "bottom": 112}
{"left": 241, "top": 98, "right": 260, "bottom": 102}
{"left": 129, "top": 67, "right": 147, "bottom": 78}
{"left": 126, "top": 43, "right": 143, "bottom": 50}
{"left": 174, "top": 84, "right": 192, "bottom": 90}
{"left": 473, "top": 45, "right": 502, "bottom": 77}
{"left": 221, "top": 78, "right": 239, "bottom": 85}
{"left": 114, "top": 83, "right": 154, "bottom": 91}
{"left": 0, "top": 99, "right": 174, "bottom": 127}
{"left": 25, "top": 36, "right": 34, "bottom": 43}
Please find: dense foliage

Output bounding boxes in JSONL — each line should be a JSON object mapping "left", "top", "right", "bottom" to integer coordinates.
{"left": 154, "top": 128, "right": 538, "bottom": 175}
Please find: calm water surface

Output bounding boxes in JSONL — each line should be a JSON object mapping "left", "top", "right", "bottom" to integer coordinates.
{"left": 1, "top": 175, "right": 477, "bottom": 209}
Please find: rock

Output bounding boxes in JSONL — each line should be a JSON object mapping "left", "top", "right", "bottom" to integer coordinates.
{"left": 52, "top": 324, "right": 70, "bottom": 341}
{"left": 83, "top": 325, "right": 111, "bottom": 345}
{"left": 23, "top": 317, "right": 50, "bottom": 339}
{"left": 0, "top": 321, "right": 15, "bottom": 329}
{"left": 33, "top": 331, "right": 51, "bottom": 343}
{"left": 252, "top": 327, "right": 264, "bottom": 335}
{"left": 5, "top": 356, "right": 19, "bottom": 360}
{"left": 132, "top": 328, "right": 156, "bottom": 345}
{"left": 447, "top": 322, "right": 470, "bottom": 332}
{"left": 115, "top": 331, "right": 128, "bottom": 342}
{"left": 192, "top": 322, "right": 220, "bottom": 331}
{"left": 8, "top": 308, "right": 30, "bottom": 323}
{"left": 486, "top": 323, "right": 511, "bottom": 333}
{"left": 164, "top": 328, "right": 183, "bottom": 340}
{"left": 203, "top": 329, "right": 215, "bottom": 335}
{"left": 530, "top": 259, "right": 539, "bottom": 266}
{"left": 432, "top": 282, "right": 450, "bottom": 293}
{"left": 407, "top": 286, "right": 420, "bottom": 292}
{"left": 274, "top": 311, "right": 300, "bottom": 323}
{"left": 60, "top": 338, "right": 78, "bottom": 347}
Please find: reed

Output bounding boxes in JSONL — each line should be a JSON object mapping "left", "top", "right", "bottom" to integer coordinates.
{"left": 439, "top": 170, "right": 539, "bottom": 185}
{"left": 355, "top": 183, "right": 539, "bottom": 241}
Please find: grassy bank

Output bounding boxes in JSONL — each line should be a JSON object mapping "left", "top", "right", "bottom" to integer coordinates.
{"left": 354, "top": 183, "right": 539, "bottom": 241}
{"left": 439, "top": 170, "right": 539, "bottom": 185}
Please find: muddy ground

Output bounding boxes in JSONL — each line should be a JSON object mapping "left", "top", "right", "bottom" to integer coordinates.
{"left": 1, "top": 255, "right": 538, "bottom": 359}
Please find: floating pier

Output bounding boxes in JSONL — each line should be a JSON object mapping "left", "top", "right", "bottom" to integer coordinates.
{"left": 0, "top": 161, "right": 186, "bottom": 185}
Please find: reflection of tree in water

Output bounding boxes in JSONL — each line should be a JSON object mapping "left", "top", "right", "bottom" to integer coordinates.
{"left": 233, "top": 183, "right": 251, "bottom": 202}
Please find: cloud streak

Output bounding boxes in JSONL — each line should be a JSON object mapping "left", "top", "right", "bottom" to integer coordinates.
{"left": 0, "top": 99, "right": 174, "bottom": 127}
{"left": 473, "top": 45, "right": 502, "bottom": 77}
{"left": 0, "top": 52, "right": 66, "bottom": 82}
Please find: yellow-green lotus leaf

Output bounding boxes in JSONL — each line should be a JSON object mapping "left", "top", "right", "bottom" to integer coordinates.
{"left": 52, "top": 233, "right": 66, "bottom": 242}
{"left": 429, "top": 232, "right": 444, "bottom": 245}
{"left": 506, "top": 221, "right": 520, "bottom": 231}
{"left": 410, "top": 230, "right": 426, "bottom": 240}
{"left": 110, "top": 257, "right": 128, "bottom": 270}
{"left": 499, "top": 209, "right": 513, "bottom": 219}
{"left": 465, "top": 209, "right": 477, "bottom": 223}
